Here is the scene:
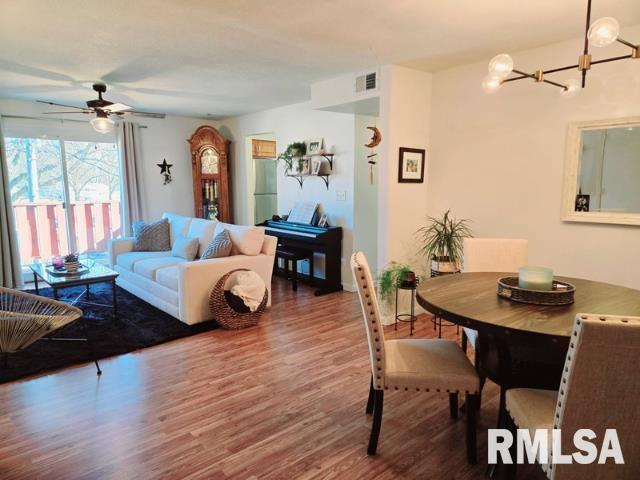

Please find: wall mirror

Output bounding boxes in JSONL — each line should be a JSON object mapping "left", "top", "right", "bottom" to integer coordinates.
{"left": 563, "top": 117, "right": 640, "bottom": 226}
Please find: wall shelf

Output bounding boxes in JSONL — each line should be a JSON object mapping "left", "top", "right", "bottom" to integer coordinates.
{"left": 286, "top": 174, "right": 330, "bottom": 189}
{"left": 303, "top": 153, "right": 335, "bottom": 170}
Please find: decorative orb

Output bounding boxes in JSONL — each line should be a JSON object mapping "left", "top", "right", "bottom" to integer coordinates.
{"left": 560, "top": 79, "right": 581, "bottom": 99}
{"left": 588, "top": 17, "right": 620, "bottom": 47}
{"left": 482, "top": 75, "right": 502, "bottom": 94}
{"left": 488, "top": 54, "right": 514, "bottom": 79}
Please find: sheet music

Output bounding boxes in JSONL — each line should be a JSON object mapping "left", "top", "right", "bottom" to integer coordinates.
{"left": 288, "top": 201, "right": 318, "bottom": 224}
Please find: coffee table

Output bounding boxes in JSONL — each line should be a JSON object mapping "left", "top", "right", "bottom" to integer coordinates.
{"left": 29, "top": 260, "right": 119, "bottom": 317}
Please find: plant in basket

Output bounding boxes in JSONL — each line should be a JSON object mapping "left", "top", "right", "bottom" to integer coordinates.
{"left": 64, "top": 253, "right": 80, "bottom": 273}
{"left": 416, "top": 210, "right": 472, "bottom": 276}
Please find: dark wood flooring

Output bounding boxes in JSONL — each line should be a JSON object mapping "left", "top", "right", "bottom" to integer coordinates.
{"left": 0, "top": 278, "right": 544, "bottom": 479}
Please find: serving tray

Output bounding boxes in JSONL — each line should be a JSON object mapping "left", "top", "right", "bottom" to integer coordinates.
{"left": 497, "top": 276, "right": 575, "bottom": 306}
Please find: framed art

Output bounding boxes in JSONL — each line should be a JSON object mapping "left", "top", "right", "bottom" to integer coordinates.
{"left": 306, "top": 138, "right": 324, "bottom": 154}
{"left": 398, "top": 147, "right": 425, "bottom": 183}
{"left": 310, "top": 157, "right": 322, "bottom": 175}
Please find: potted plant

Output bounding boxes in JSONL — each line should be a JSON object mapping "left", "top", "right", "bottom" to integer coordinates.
{"left": 416, "top": 210, "right": 472, "bottom": 275}
{"left": 277, "top": 142, "right": 307, "bottom": 174}
{"left": 64, "top": 253, "right": 80, "bottom": 273}
{"left": 378, "top": 262, "right": 414, "bottom": 304}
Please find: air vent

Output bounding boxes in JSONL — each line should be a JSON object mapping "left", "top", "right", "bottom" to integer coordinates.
{"left": 355, "top": 72, "right": 377, "bottom": 93}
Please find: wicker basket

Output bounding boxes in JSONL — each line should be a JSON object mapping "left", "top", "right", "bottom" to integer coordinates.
{"left": 497, "top": 276, "right": 575, "bottom": 306}
{"left": 209, "top": 268, "right": 268, "bottom": 329}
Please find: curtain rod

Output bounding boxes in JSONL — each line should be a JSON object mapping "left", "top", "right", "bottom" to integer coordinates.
{"left": 0, "top": 114, "right": 148, "bottom": 128}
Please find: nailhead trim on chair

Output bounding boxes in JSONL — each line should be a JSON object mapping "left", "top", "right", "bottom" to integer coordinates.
{"left": 353, "top": 253, "right": 480, "bottom": 395}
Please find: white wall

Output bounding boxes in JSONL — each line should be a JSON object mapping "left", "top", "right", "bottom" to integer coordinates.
{"left": 0, "top": 97, "right": 214, "bottom": 222}
{"left": 428, "top": 27, "right": 640, "bottom": 289}
{"left": 214, "top": 102, "right": 356, "bottom": 289}
{"left": 378, "top": 65, "right": 433, "bottom": 275}
{"left": 354, "top": 114, "right": 379, "bottom": 272}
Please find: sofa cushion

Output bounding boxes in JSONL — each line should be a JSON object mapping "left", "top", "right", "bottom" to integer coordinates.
{"left": 133, "top": 256, "right": 187, "bottom": 281}
{"left": 187, "top": 218, "right": 218, "bottom": 257}
{"left": 162, "top": 212, "right": 192, "bottom": 245}
{"left": 213, "top": 222, "right": 265, "bottom": 256}
{"left": 156, "top": 266, "right": 179, "bottom": 291}
{"left": 132, "top": 218, "right": 171, "bottom": 252}
{"left": 201, "top": 229, "right": 233, "bottom": 259}
{"left": 116, "top": 251, "right": 172, "bottom": 271}
{"left": 171, "top": 236, "right": 199, "bottom": 261}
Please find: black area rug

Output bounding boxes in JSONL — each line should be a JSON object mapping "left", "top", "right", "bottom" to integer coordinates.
{"left": 0, "top": 283, "right": 217, "bottom": 384}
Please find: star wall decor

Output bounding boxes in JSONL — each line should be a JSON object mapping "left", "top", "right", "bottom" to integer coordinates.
{"left": 157, "top": 158, "right": 173, "bottom": 185}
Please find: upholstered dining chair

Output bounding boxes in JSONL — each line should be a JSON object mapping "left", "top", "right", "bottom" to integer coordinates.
{"left": 351, "top": 252, "right": 480, "bottom": 463}
{"left": 505, "top": 313, "right": 640, "bottom": 479}
{"left": 461, "top": 238, "right": 528, "bottom": 354}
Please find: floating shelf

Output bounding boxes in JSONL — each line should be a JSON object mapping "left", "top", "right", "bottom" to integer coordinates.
{"left": 303, "top": 153, "right": 334, "bottom": 170}
{"left": 286, "top": 174, "right": 330, "bottom": 189}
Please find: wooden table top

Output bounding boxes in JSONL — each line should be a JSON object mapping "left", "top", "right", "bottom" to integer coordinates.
{"left": 416, "top": 272, "right": 640, "bottom": 338}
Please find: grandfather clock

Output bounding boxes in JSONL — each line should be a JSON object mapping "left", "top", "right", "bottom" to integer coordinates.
{"left": 188, "top": 126, "right": 232, "bottom": 223}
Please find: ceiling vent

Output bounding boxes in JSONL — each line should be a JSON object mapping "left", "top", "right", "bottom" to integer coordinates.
{"left": 355, "top": 72, "right": 377, "bottom": 93}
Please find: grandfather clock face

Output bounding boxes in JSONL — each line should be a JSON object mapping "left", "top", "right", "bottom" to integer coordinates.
{"left": 201, "top": 148, "right": 219, "bottom": 175}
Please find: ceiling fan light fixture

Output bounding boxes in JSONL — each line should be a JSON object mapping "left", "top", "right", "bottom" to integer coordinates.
{"left": 90, "top": 112, "right": 115, "bottom": 134}
{"left": 588, "top": 17, "right": 620, "bottom": 47}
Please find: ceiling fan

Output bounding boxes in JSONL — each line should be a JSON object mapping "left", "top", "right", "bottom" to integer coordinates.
{"left": 38, "top": 83, "right": 166, "bottom": 133}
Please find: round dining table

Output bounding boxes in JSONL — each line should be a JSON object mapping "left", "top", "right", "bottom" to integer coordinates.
{"left": 416, "top": 272, "right": 640, "bottom": 414}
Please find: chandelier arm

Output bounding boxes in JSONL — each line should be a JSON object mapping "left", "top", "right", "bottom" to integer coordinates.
{"left": 542, "top": 79, "right": 569, "bottom": 90}
{"left": 581, "top": 0, "right": 592, "bottom": 88}
{"left": 502, "top": 75, "right": 530, "bottom": 83}
{"left": 543, "top": 64, "right": 579, "bottom": 75}
{"left": 590, "top": 54, "right": 634, "bottom": 65}
{"left": 511, "top": 69, "right": 536, "bottom": 79}
{"left": 616, "top": 38, "right": 639, "bottom": 49}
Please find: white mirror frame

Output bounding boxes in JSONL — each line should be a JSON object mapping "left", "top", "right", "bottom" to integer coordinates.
{"left": 562, "top": 116, "right": 640, "bottom": 226}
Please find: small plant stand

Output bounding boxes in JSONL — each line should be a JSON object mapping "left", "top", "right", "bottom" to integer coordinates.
{"left": 395, "top": 278, "right": 419, "bottom": 336}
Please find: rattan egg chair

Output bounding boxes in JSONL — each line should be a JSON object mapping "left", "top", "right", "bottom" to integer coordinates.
{"left": 0, "top": 287, "right": 100, "bottom": 374}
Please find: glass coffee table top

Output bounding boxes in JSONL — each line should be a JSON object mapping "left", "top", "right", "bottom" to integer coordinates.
{"left": 29, "top": 258, "right": 118, "bottom": 287}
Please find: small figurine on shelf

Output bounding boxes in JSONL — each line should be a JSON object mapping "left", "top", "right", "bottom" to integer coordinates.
{"left": 64, "top": 253, "right": 80, "bottom": 273}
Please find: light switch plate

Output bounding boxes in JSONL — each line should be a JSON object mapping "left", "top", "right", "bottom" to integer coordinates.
{"left": 336, "top": 190, "right": 346, "bottom": 201}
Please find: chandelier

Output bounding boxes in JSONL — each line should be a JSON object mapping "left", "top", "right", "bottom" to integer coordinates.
{"left": 482, "top": 0, "right": 639, "bottom": 98}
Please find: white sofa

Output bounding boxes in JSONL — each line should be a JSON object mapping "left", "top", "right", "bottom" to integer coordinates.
{"left": 108, "top": 212, "right": 277, "bottom": 325}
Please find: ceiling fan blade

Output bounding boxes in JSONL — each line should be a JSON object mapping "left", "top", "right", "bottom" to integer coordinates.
{"left": 42, "top": 111, "right": 93, "bottom": 114}
{"left": 127, "top": 110, "right": 167, "bottom": 119}
{"left": 37, "top": 100, "right": 90, "bottom": 111}
{"left": 102, "top": 103, "right": 132, "bottom": 113}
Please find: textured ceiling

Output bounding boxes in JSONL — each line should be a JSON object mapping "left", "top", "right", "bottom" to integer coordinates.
{"left": 1, "top": 0, "right": 639, "bottom": 117}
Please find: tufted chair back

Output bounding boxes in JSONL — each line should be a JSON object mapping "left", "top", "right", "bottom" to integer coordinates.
{"left": 351, "top": 252, "right": 386, "bottom": 390}
{"left": 462, "top": 238, "right": 528, "bottom": 273}
{"left": 550, "top": 314, "right": 640, "bottom": 479}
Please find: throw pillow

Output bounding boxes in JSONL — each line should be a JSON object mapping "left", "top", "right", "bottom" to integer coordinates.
{"left": 132, "top": 218, "right": 171, "bottom": 252}
{"left": 201, "top": 229, "right": 233, "bottom": 260}
{"left": 171, "top": 236, "right": 199, "bottom": 261}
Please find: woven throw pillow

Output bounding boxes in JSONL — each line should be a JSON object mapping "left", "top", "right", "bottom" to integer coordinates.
{"left": 171, "top": 236, "right": 199, "bottom": 261}
{"left": 201, "top": 229, "right": 233, "bottom": 260}
{"left": 132, "top": 218, "right": 171, "bottom": 252}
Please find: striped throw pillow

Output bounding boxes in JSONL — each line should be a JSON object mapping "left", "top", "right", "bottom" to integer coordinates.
{"left": 201, "top": 229, "right": 233, "bottom": 260}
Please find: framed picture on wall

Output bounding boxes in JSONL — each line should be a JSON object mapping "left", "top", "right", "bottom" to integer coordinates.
{"left": 398, "top": 147, "right": 425, "bottom": 183}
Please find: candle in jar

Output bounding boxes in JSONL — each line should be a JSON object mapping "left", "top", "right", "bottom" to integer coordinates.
{"left": 518, "top": 266, "right": 554, "bottom": 291}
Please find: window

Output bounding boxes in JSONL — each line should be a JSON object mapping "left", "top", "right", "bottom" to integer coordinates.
{"left": 5, "top": 135, "right": 122, "bottom": 265}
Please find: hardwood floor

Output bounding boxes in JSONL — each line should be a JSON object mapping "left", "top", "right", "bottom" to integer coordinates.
{"left": 0, "top": 278, "right": 544, "bottom": 479}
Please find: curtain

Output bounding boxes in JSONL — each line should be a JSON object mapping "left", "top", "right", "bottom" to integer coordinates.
{"left": 118, "top": 121, "right": 145, "bottom": 236}
{"left": 0, "top": 115, "right": 22, "bottom": 288}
